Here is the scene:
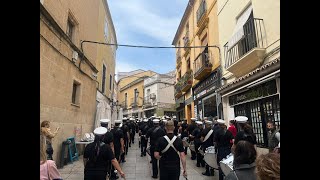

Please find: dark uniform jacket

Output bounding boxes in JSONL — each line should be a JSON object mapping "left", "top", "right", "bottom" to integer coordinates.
{"left": 146, "top": 126, "right": 166, "bottom": 147}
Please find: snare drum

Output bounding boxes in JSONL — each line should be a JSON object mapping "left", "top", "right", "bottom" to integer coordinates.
{"left": 204, "top": 146, "right": 218, "bottom": 169}
{"left": 182, "top": 137, "right": 189, "bottom": 147}
{"left": 220, "top": 153, "right": 234, "bottom": 176}
{"left": 189, "top": 141, "right": 195, "bottom": 152}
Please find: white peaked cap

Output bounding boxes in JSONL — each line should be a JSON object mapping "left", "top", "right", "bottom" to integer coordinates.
{"left": 217, "top": 119, "right": 226, "bottom": 125}
{"left": 119, "top": 123, "right": 123, "bottom": 128}
{"left": 205, "top": 120, "right": 213, "bottom": 124}
{"left": 153, "top": 119, "right": 160, "bottom": 123}
{"left": 129, "top": 117, "right": 134, "bottom": 120}
{"left": 162, "top": 116, "right": 166, "bottom": 120}
{"left": 172, "top": 116, "right": 177, "bottom": 119}
{"left": 115, "top": 120, "right": 122, "bottom": 124}
{"left": 196, "top": 121, "right": 203, "bottom": 125}
{"left": 100, "top": 119, "right": 110, "bottom": 124}
{"left": 190, "top": 118, "right": 196, "bottom": 121}
{"left": 93, "top": 127, "right": 108, "bottom": 135}
{"left": 143, "top": 119, "right": 148, "bottom": 122}
{"left": 162, "top": 119, "right": 168, "bottom": 123}
{"left": 203, "top": 117, "right": 208, "bottom": 120}
{"left": 235, "top": 116, "right": 248, "bottom": 123}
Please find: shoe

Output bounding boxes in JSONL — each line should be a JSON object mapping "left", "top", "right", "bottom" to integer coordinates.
{"left": 122, "top": 160, "right": 126, "bottom": 163}
{"left": 196, "top": 164, "right": 200, "bottom": 167}
{"left": 202, "top": 172, "right": 211, "bottom": 176}
{"left": 152, "top": 175, "right": 157, "bottom": 178}
{"left": 191, "top": 157, "right": 196, "bottom": 160}
{"left": 140, "top": 154, "right": 143, "bottom": 157}
{"left": 150, "top": 160, "right": 152, "bottom": 163}
{"left": 143, "top": 153, "right": 146, "bottom": 156}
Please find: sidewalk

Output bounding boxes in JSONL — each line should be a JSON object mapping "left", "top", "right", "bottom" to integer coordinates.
{"left": 59, "top": 136, "right": 219, "bottom": 180}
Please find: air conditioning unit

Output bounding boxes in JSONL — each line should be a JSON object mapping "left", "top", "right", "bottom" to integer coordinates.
{"left": 150, "top": 93, "right": 156, "bottom": 99}
{"left": 72, "top": 51, "right": 78, "bottom": 63}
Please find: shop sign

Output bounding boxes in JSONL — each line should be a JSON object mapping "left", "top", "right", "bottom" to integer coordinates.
{"left": 193, "top": 70, "right": 220, "bottom": 101}
{"left": 229, "top": 80, "right": 277, "bottom": 106}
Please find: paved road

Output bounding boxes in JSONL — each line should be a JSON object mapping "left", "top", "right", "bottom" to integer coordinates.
{"left": 60, "top": 136, "right": 219, "bottom": 180}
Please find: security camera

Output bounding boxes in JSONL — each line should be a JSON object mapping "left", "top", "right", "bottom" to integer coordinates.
{"left": 92, "top": 73, "right": 97, "bottom": 78}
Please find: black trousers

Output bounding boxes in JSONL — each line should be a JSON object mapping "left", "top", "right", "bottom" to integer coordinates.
{"left": 195, "top": 144, "right": 205, "bottom": 166}
{"left": 141, "top": 137, "right": 147, "bottom": 155}
{"left": 84, "top": 174, "right": 106, "bottom": 180}
{"left": 217, "top": 147, "right": 231, "bottom": 180}
{"left": 150, "top": 146, "right": 158, "bottom": 177}
{"left": 159, "top": 166, "right": 180, "bottom": 180}
{"left": 130, "top": 132, "right": 135, "bottom": 143}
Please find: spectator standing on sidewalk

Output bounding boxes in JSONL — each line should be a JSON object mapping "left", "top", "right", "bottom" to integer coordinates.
{"left": 266, "top": 120, "right": 280, "bottom": 153}
{"left": 40, "top": 134, "right": 62, "bottom": 180}
{"left": 154, "top": 120, "right": 187, "bottom": 180}
{"left": 41, "top": 120, "right": 60, "bottom": 160}
{"left": 83, "top": 127, "right": 125, "bottom": 180}
{"left": 228, "top": 120, "right": 237, "bottom": 146}
{"left": 256, "top": 153, "right": 280, "bottom": 180}
{"left": 225, "top": 140, "right": 257, "bottom": 180}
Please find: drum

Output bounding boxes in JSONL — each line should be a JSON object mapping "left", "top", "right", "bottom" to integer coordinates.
{"left": 146, "top": 146, "right": 151, "bottom": 156}
{"left": 189, "top": 141, "right": 195, "bottom": 152}
{"left": 198, "top": 146, "right": 205, "bottom": 156}
{"left": 182, "top": 137, "right": 189, "bottom": 147}
{"left": 204, "top": 146, "right": 218, "bottom": 169}
{"left": 220, "top": 153, "right": 234, "bottom": 176}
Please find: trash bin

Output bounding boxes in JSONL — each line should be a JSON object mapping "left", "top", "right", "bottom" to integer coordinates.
{"left": 59, "top": 140, "right": 71, "bottom": 168}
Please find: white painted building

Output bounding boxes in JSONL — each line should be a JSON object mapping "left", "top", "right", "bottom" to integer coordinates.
{"left": 143, "top": 73, "right": 176, "bottom": 118}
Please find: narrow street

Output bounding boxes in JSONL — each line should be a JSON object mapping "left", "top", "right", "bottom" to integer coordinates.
{"left": 60, "top": 136, "right": 218, "bottom": 180}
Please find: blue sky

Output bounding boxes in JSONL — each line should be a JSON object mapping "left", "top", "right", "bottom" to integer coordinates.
{"left": 108, "top": 0, "right": 188, "bottom": 78}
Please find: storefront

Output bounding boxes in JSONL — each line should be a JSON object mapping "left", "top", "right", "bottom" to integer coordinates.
{"left": 193, "top": 69, "right": 221, "bottom": 120}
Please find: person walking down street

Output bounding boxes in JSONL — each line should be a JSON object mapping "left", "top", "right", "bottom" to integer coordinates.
{"left": 120, "top": 118, "right": 130, "bottom": 162}
{"left": 192, "top": 120, "right": 205, "bottom": 167}
{"left": 40, "top": 134, "right": 62, "bottom": 180}
{"left": 100, "top": 119, "right": 117, "bottom": 179}
{"left": 140, "top": 118, "right": 149, "bottom": 157}
{"left": 225, "top": 140, "right": 257, "bottom": 180}
{"left": 83, "top": 127, "right": 125, "bottom": 180}
{"left": 154, "top": 120, "right": 187, "bottom": 180}
{"left": 128, "top": 117, "right": 136, "bottom": 146}
{"left": 41, "top": 120, "right": 60, "bottom": 160}
{"left": 187, "top": 117, "right": 197, "bottom": 160}
{"left": 214, "top": 119, "right": 234, "bottom": 180}
{"left": 266, "top": 120, "right": 280, "bottom": 153}
{"left": 201, "top": 120, "right": 215, "bottom": 176}
{"left": 233, "top": 116, "right": 257, "bottom": 152}
{"left": 146, "top": 119, "right": 166, "bottom": 179}
{"left": 256, "top": 153, "right": 280, "bottom": 180}
{"left": 180, "top": 119, "right": 189, "bottom": 155}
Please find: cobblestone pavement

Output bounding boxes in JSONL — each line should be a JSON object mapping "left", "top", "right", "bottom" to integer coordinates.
{"left": 60, "top": 136, "right": 219, "bottom": 180}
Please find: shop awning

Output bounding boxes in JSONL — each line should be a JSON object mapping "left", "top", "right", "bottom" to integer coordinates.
{"left": 143, "top": 107, "right": 157, "bottom": 111}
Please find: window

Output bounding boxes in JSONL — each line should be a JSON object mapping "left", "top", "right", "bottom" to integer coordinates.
{"left": 67, "top": 18, "right": 75, "bottom": 41}
{"left": 109, "top": 74, "right": 112, "bottom": 90}
{"left": 71, "top": 81, "right": 81, "bottom": 105}
{"left": 102, "top": 65, "right": 106, "bottom": 93}
{"left": 134, "top": 89, "right": 138, "bottom": 103}
{"left": 187, "top": 58, "right": 191, "bottom": 71}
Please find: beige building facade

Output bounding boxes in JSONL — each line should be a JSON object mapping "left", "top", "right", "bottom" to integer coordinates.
{"left": 172, "top": 0, "right": 222, "bottom": 124}
{"left": 117, "top": 70, "right": 156, "bottom": 118}
{"left": 40, "top": 0, "right": 116, "bottom": 167}
{"left": 217, "top": 0, "right": 280, "bottom": 153}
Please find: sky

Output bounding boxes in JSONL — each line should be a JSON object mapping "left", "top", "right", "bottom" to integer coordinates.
{"left": 108, "top": 0, "right": 188, "bottom": 79}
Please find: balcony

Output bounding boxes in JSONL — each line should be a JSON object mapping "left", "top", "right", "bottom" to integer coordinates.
{"left": 174, "top": 83, "right": 182, "bottom": 98}
{"left": 180, "top": 70, "right": 193, "bottom": 92}
{"left": 143, "top": 95, "right": 156, "bottom": 108}
{"left": 224, "top": 18, "right": 266, "bottom": 77}
{"left": 130, "top": 97, "right": 143, "bottom": 108}
{"left": 120, "top": 101, "right": 128, "bottom": 110}
{"left": 194, "top": 49, "right": 212, "bottom": 80}
{"left": 197, "top": 0, "right": 208, "bottom": 27}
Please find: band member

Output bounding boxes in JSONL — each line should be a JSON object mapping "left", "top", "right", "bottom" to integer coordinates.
{"left": 187, "top": 117, "right": 197, "bottom": 160}
{"left": 233, "top": 116, "right": 257, "bottom": 152}
{"left": 192, "top": 120, "right": 205, "bottom": 167}
{"left": 201, "top": 120, "right": 215, "bottom": 176}
{"left": 154, "top": 120, "right": 187, "bottom": 180}
{"left": 120, "top": 118, "right": 130, "bottom": 162}
{"left": 99, "top": 119, "right": 116, "bottom": 179}
{"left": 180, "top": 119, "right": 188, "bottom": 155}
{"left": 84, "top": 127, "right": 125, "bottom": 180}
{"left": 146, "top": 119, "right": 166, "bottom": 178}
{"left": 214, "top": 119, "right": 234, "bottom": 180}
{"left": 140, "top": 119, "right": 149, "bottom": 157}
{"left": 128, "top": 117, "right": 136, "bottom": 146}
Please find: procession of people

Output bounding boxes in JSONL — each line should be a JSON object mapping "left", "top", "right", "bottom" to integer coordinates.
{"left": 40, "top": 115, "right": 280, "bottom": 180}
